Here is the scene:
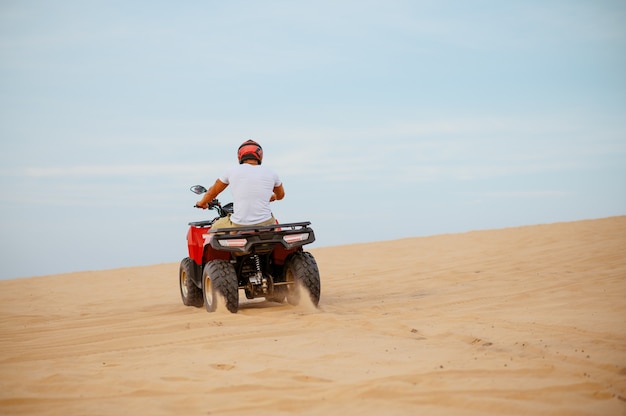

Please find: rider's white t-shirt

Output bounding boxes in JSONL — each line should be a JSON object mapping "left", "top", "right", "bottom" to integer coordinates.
{"left": 219, "top": 164, "right": 282, "bottom": 225}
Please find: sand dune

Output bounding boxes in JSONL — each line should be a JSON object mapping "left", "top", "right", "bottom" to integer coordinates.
{"left": 1, "top": 217, "right": 625, "bottom": 415}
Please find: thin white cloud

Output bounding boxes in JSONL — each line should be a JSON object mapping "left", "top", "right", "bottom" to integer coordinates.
{"left": 467, "top": 191, "right": 572, "bottom": 198}
{"left": 267, "top": 115, "right": 624, "bottom": 183}
{"left": 16, "top": 163, "right": 228, "bottom": 178}
{"left": 5, "top": 114, "right": 624, "bottom": 187}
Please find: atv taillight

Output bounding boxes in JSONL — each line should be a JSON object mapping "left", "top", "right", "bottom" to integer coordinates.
{"left": 218, "top": 238, "right": 248, "bottom": 248}
{"left": 283, "top": 233, "right": 310, "bottom": 244}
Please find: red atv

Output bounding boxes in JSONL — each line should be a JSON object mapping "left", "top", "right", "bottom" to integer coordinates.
{"left": 179, "top": 185, "right": 321, "bottom": 313}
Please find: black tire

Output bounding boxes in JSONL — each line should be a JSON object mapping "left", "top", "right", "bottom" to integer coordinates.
{"left": 203, "top": 260, "right": 239, "bottom": 313}
{"left": 285, "top": 251, "right": 321, "bottom": 307}
{"left": 179, "top": 257, "right": 203, "bottom": 307}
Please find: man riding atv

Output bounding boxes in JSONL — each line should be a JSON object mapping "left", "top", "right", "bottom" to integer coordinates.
{"left": 181, "top": 139, "right": 320, "bottom": 313}
{"left": 195, "top": 139, "right": 285, "bottom": 229}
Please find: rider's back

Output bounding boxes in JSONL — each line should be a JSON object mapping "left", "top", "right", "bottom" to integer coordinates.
{"left": 219, "top": 163, "right": 281, "bottom": 225}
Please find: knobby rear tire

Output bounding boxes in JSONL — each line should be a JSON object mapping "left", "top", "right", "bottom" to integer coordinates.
{"left": 179, "top": 257, "right": 203, "bottom": 307}
{"left": 203, "top": 260, "right": 239, "bottom": 313}
{"left": 285, "top": 251, "right": 321, "bottom": 307}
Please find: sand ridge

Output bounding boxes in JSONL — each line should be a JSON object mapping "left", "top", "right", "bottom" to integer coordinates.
{"left": 1, "top": 216, "right": 625, "bottom": 415}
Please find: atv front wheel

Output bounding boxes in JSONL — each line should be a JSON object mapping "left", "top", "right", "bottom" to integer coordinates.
{"left": 179, "top": 257, "right": 203, "bottom": 307}
{"left": 285, "top": 251, "right": 321, "bottom": 307}
{"left": 203, "top": 260, "right": 239, "bottom": 313}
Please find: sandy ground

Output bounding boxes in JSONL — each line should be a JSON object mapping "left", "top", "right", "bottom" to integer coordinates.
{"left": 1, "top": 217, "right": 625, "bottom": 415}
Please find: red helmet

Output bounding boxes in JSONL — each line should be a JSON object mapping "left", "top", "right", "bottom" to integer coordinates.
{"left": 238, "top": 139, "right": 263, "bottom": 164}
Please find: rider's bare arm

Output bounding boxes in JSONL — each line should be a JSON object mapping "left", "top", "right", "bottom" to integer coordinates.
{"left": 197, "top": 179, "right": 228, "bottom": 208}
{"left": 271, "top": 184, "right": 285, "bottom": 202}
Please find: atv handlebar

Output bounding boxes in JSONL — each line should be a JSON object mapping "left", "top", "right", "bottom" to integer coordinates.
{"left": 194, "top": 199, "right": 220, "bottom": 209}
{"left": 190, "top": 185, "right": 233, "bottom": 218}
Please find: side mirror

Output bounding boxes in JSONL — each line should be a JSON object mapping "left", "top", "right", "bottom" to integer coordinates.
{"left": 190, "top": 185, "right": 208, "bottom": 195}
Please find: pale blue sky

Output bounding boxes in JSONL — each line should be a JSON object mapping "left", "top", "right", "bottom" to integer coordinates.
{"left": 1, "top": 1, "right": 625, "bottom": 279}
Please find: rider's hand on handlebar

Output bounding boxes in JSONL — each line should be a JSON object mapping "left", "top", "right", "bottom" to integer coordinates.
{"left": 195, "top": 199, "right": 219, "bottom": 209}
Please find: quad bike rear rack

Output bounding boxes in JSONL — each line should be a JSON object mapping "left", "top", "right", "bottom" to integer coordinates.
{"left": 205, "top": 221, "right": 315, "bottom": 253}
